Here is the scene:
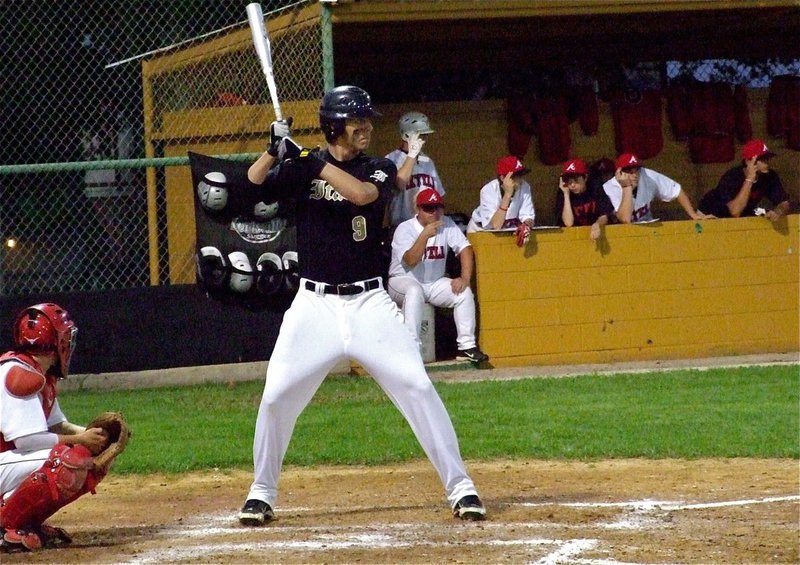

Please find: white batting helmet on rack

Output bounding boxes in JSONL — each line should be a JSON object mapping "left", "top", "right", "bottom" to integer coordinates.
{"left": 398, "top": 111, "right": 434, "bottom": 140}
{"left": 227, "top": 251, "right": 253, "bottom": 293}
{"left": 197, "top": 171, "right": 228, "bottom": 211}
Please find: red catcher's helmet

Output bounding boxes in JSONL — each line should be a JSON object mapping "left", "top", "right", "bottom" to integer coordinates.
{"left": 13, "top": 303, "right": 78, "bottom": 379}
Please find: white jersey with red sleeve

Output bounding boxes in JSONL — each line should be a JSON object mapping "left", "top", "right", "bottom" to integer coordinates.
{"left": 603, "top": 167, "right": 681, "bottom": 222}
{"left": 389, "top": 215, "right": 470, "bottom": 283}
{"left": 385, "top": 149, "right": 446, "bottom": 227}
{"left": 0, "top": 358, "right": 65, "bottom": 451}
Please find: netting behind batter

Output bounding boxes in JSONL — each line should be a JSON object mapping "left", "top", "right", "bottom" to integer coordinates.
{"left": 0, "top": 0, "right": 322, "bottom": 294}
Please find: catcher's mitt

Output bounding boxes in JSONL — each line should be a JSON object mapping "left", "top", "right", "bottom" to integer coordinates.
{"left": 515, "top": 223, "right": 531, "bottom": 247}
{"left": 86, "top": 411, "right": 131, "bottom": 473}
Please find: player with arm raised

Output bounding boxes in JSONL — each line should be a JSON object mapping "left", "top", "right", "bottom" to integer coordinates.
{"left": 385, "top": 112, "right": 446, "bottom": 228}
{"left": 240, "top": 86, "right": 485, "bottom": 525}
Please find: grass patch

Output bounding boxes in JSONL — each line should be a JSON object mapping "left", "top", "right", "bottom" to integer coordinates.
{"left": 61, "top": 365, "right": 799, "bottom": 474}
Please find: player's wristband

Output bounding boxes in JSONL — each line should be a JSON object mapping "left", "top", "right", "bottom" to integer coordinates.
{"left": 499, "top": 206, "right": 508, "bottom": 212}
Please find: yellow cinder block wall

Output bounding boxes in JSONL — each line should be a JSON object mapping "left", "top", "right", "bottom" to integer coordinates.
{"left": 469, "top": 215, "right": 799, "bottom": 367}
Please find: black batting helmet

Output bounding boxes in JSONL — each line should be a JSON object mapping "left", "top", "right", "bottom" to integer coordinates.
{"left": 319, "top": 85, "right": 380, "bottom": 142}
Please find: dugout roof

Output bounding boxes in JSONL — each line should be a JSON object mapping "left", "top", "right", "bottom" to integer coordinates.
{"left": 327, "top": 0, "right": 800, "bottom": 77}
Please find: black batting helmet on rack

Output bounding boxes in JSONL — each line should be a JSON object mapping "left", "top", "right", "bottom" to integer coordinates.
{"left": 319, "top": 85, "right": 381, "bottom": 142}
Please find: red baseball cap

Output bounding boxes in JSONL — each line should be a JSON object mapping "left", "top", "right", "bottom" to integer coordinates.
{"left": 616, "top": 153, "right": 641, "bottom": 169}
{"left": 416, "top": 188, "right": 443, "bottom": 207}
{"left": 742, "top": 139, "right": 776, "bottom": 161}
{"left": 496, "top": 155, "right": 530, "bottom": 177}
{"left": 562, "top": 159, "right": 588, "bottom": 175}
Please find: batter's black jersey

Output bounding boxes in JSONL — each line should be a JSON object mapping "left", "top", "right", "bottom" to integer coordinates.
{"left": 259, "top": 148, "right": 396, "bottom": 284}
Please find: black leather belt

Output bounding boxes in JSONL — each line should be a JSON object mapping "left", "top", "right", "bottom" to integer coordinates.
{"left": 304, "top": 278, "right": 381, "bottom": 295}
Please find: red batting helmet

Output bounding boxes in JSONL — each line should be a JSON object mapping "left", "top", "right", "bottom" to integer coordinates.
{"left": 13, "top": 303, "right": 78, "bottom": 379}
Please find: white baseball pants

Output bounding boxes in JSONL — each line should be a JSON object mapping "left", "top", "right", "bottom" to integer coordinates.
{"left": 246, "top": 279, "right": 479, "bottom": 509}
{"left": 387, "top": 276, "right": 477, "bottom": 350}
{"left": 0, "top": 449, "right": 51, "bottom": 500}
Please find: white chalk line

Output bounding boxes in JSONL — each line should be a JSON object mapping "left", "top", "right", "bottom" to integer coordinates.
{"left": 515, "top": 494, "right": 800, "bottom": 511}
{"left": 121, "top": 494, "right": 799, "bottom": 565}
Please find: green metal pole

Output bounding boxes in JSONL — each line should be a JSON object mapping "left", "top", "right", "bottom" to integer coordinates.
{"left": 0, "top": 154, "right": 261, "bottom": 175}
{"left": 320, "top": 1, "right": 335, "bottom": 92}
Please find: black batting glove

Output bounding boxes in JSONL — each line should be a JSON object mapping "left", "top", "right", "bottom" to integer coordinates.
{"left": 267, "top": 117, "right": 293, "bottom": 157}
{"left": 278, "top": 137, "right": 325, "bottom": 177}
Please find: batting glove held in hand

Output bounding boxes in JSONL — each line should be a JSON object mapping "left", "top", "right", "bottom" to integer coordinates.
{"left": 406, "top": 131, "right": 425, "bottom": 159}
{"left": 515, "top": 223, "right": 531, "bottom": 247}
{"left": 278, "top": 137, "right": 325, "bottom": 177}
{"left": 267, "top": 118, "right": 293, "bottom": 157}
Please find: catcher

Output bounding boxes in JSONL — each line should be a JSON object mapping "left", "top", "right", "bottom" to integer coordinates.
{"left": 0, "top": 303, "right": 130, "bottom": 552}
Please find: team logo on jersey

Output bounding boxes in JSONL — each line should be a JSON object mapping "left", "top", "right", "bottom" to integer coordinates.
{"left": 407, "top": 173, "right": 435, "bottom": 191}
{"left": 310, "top": 179, "right": 345, "bottom": 202}
{"left": 632, "top": 204, "right": 650, "bottom": 221}
{"left": 370, "top": 170, "right": 388, "bottom": 183}
{"left": 425, "top": 245, "right": 445, "bottom": 260}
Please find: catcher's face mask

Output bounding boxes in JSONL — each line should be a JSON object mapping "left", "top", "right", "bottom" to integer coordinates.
{"left": 13, "top": 303, "right": 78, "bottom": 379}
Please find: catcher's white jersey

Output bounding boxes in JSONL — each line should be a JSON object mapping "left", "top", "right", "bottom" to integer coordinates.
{"left": 389, "top": 216, "right": 469, "bottom": 282}
{"left": 468, "top": 178, "right": 535, "bottom": 232}
{"left": 603, "top": 167, "right": 681, "bottom": 222}
{"left": 0, "top": 359, "right": 66, "bottom": 497}
{"left": 385, "top": 149, "right": 446, "bottom": 227}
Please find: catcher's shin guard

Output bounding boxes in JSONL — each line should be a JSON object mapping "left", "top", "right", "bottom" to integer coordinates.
{"left": 0, "top": 444, "right": 98, "bottom": 531}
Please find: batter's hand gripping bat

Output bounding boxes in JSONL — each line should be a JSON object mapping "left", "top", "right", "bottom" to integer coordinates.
{"left": 246, "top": 3, "right": 283, "bottom": 121}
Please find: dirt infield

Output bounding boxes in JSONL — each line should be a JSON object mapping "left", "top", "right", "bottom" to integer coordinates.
{"left": 5, "top": 458, "right": 798, "bottom": 564}
{"left": 9, "top": 354, "right": 797, "bottom": 562}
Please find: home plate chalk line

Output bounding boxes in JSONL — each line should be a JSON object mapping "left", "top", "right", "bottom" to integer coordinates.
{"left": 121, "top": 494, "right": 799, "bottom": 565}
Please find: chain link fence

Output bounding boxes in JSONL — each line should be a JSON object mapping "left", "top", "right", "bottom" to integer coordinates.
{"left": 2, "top": 2, "right": 798, "bottom": 296}
{"left": 1, "top": 0, "right": 322, "bottom": 295}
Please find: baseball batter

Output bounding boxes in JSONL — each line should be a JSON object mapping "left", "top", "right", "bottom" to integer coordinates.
{"left": 603, "top": 153, "right": 710, "bottom": 223}
{"left": 239, "top": 86, "right": 485, "bottom": 525}
{"left": 385, "top": 112, "right": 446, "bottom": 227}
{"left": 0, "top": 304, "right": 109, "bottom": 552}
{"left": 388, "top": 188, "right": 488, "bottom": 364}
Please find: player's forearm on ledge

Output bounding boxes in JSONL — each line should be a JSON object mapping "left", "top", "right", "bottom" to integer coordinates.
{"left": 774, "top": 200, "right": 791, "bottom": 216}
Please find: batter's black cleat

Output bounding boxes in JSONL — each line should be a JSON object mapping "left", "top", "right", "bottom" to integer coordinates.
{"left": 453, "top": 494, "right": 486, "bottom": 521}
{"left": 239, "top": 499, "right": 274, "bottom": 526}
{"left": 456, "top": 347, "right": 489, "bottom": 363}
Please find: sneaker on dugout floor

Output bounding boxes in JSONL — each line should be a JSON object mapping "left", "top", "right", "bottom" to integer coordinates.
{"left": 453, "top": 494, "right": 486, "bottom": 521}
{"left": 456, "top": 347, "right": 489, "bottom": 363}
{"left": 239, "top": 499, "right": 274, "bottom": 526}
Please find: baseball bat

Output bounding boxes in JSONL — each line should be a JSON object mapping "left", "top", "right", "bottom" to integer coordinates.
{"left": 246, "top": 3, "right": 283, "bottom": 121}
